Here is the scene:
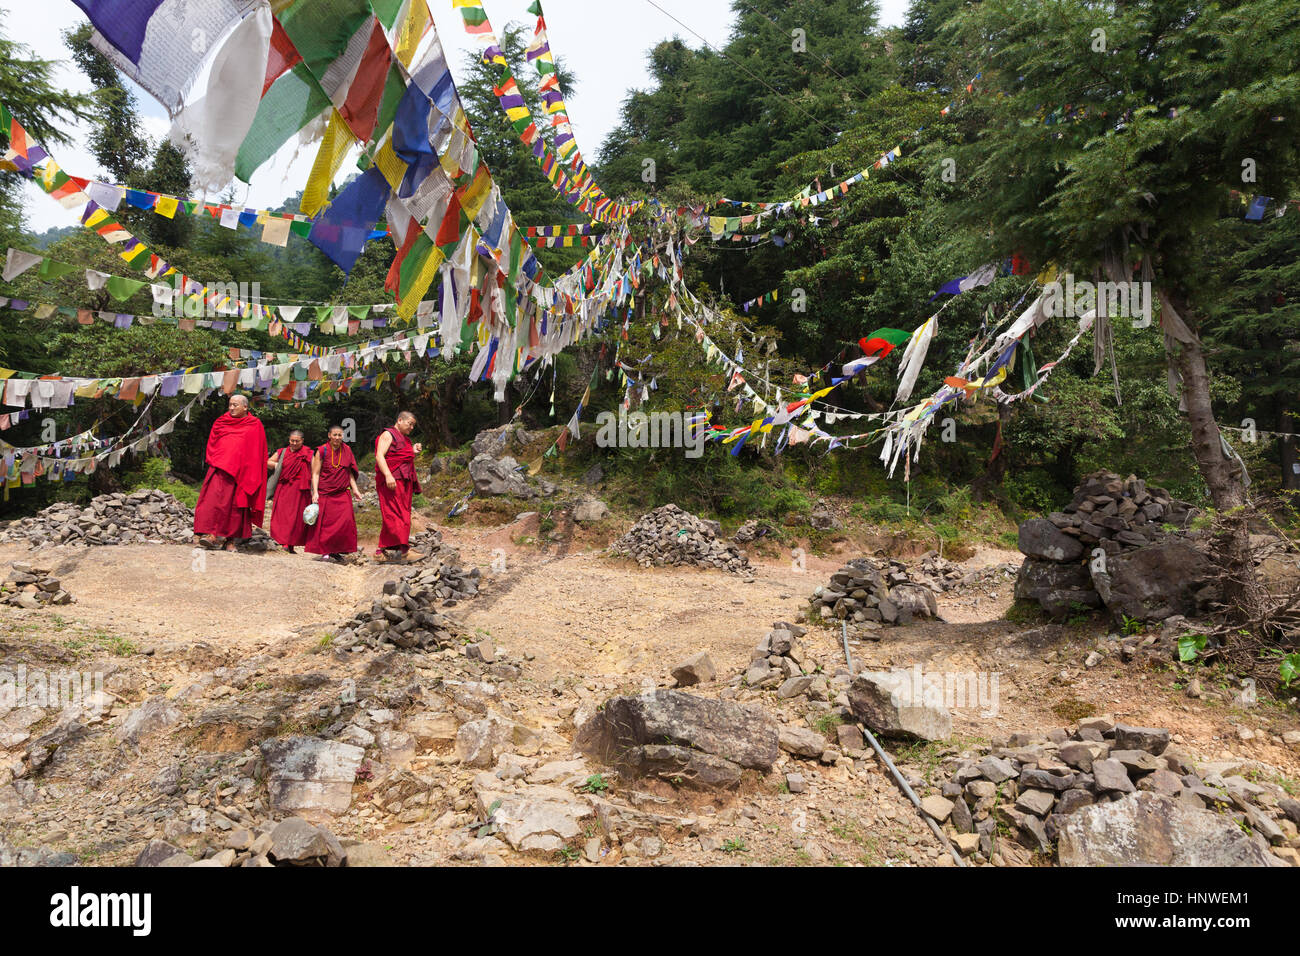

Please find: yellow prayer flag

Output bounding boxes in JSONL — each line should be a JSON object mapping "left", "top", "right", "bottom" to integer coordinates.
{"left": 155, "top": 195, "right": 179, "bottom": 218}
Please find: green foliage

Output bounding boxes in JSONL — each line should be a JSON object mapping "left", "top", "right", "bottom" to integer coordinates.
{"left": 125, "top": 458, "right": 198, "bottom": 508}
{"left": 1179, "top": 633, "right": 1210, "bottom": 663}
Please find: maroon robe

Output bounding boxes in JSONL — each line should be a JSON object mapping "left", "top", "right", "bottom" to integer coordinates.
{"left": 194, "top": 411, "right": 268, "bottom": 539}
{"left": 376, "top": 426, "right": 421, "bottom": 550}
{"left": 268, "top": 445, "right": 314, "bottom": 548}
{"left": 306, "top": 441, "right": 359, "bottom": 556}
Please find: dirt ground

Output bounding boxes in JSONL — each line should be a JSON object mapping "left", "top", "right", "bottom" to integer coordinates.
{"left": 0, "top": 511, "right": 1297, "bottom": 868}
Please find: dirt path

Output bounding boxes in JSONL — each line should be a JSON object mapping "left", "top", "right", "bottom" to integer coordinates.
{"left": 1, "top": 525, "right": 1296, "bottom": 868}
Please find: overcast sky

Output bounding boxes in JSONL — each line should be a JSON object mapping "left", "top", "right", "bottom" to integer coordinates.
{"left": 5, "top": 0, "right": 910, "bottom": 234}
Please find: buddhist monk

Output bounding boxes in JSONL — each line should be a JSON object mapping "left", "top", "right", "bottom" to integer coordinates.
{"left": 374, "top": 411, "right": 424, "bottom": 562}
{"left": 307, "top": 424, "right": 361, "bottom": 563}
{"left": 266, "top": 429, "right": 313, "bottom": 553}
{"left": 194, "top": 394, "right": 268, "bottom": 552}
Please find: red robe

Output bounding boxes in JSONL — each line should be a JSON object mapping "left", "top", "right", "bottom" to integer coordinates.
{"left": 306, "top": 441, "right": 358, "bottom": 556}
{"left": 375, "top": 426, "right": 422, "bottom": 550}
{"left": 268, "top": 445, "right": 314, "bottom": 548}
{"left": 193, "top": 411, "right": 268, "bottom": 539}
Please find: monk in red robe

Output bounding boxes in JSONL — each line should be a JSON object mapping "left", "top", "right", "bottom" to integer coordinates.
{"left": 194, "top": 394, "right": 268, "bottom": 551}
{"left": 374, "top": 411, "right": 424, "bottom": 561}
{"left": 307, "top": 424, "right": 362, "bottom": 562}
{"left": 267, "top": 429, "right": 313, "bottom": 553}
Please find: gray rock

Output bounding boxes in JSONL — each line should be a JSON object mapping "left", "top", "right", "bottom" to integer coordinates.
{"left": 468, "top": 454, "right": 535, "bottom": 498}
{"left": 778, "top": 725, "right": 826, "bottom": 759}
{"left": 1015, "top": 558, "right": 1101, "bottom": 618}
{"left": 1019, "top": 518, "right": 1086, "bottom": 563}
{"left": 950, "top": 793, "right": 975, "bottom": 833}
{"left": 573, "top": 497, "right": 610, "bottom": 523}
{"left": 776, "top": 676, "right": 813, "bottom": 699}
{"left": 1110, "top": 749, "right": 1158, "bottom": 773}
{"left": 259, "top": 736, "right": 365, "bottom": 814}
{"left": 848, "top": 671, "right": 951, "bottom": 742}
{"left": 134, "top": 840, "right": 184, "bottom": 867}
{"left": 1058, "top": 792, "right": 1275, "bottom": 866}
{"left": 920, "top": 795, "right": 954, "bottom": 822}
{"left": 344, "top": 843, "right": 396, "bottom": 867}
{"left": 1112, "top": 724, "right": 1170, "bottom": 755}
{"left": 576, "top": 690, "right": 778, "bottom": 784}
{"left": 671, "top": 652, "right": 716, "bottom": 687}
{"left": 1091, "top": 758, "right": 1137, "bottom": 793}
{"left": 267, "top": 818, "right": 339, "bottom": 866}
{"left": 1091, "top": 542, "right": 1219, "bottom": 623}
{"left": 1015, "top": 789, "right": 1057, "bottom": 817}
{"left": 976, "top": 756, "right": 1018, "bottom": 783}
{"left": 1056, "top": 788, "right": 1095, "bottom": 815}
{"left": 455, "top": 716, "right": 540, "bottom": 768}
{"left": 637, "top": 745, "right": 742, "bottom": 789}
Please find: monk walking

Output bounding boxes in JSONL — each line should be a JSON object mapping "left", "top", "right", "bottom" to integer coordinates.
{"left": 374, "top": 411, "right": 423, "bottom": 562}
{"left": 194, "top": 394, "right": 268, "bottom": 551}
{"left": 307, "top": 424, "right": 361, "bottom": 563}
{"left": 267, "top": 429, "right": 314, "bottom": 553}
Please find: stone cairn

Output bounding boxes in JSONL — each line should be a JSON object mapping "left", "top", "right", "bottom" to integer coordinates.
{"left": 331, "top": 556, "right": 480, "bottom": 653}
{"left": 808, "top": 557, "right": 938, "bottom": 637}
{"left": 610, "top": 504, "right": 751, "bottom": 573}
{"left": 1029, "top": 471, "right": 1196, "bottom": 555}
{"left": 3, "top": 562, "right": 73, "bottom": 608}
{"left": 741, "top": 622, "right": 839, "bottom": 701}
{"left": 0, "top": 489, "right": 201, "bottom": 547}
{"left": 922, "top": 718, "right": 1298, "bottom": 865}
{"left": 1014, "top": 471, "right": 1214, "bottom": 620}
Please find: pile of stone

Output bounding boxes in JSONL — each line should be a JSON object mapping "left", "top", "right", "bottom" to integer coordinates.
{"left": 740, "top": 622, "right": 833, "bottom": 700}
{"left": 330, "top": 557, "right": 479, "bottom": 653}
{"left": 1031, "top": 471, "right": 1196, "bottom": 554}
{"left": 135, "top": 817, "right": 392, "bottom": 867}
{"left": 1015, "top": 472, "right": 1219, "bottom": 622}
{"left": 3, "top": 562, "right": 73, "bottom": 608}
{"left": 610, "top": 504, "right": 751, "bottom": 574}
{"left": 914, "top": 552, "right": 1017, "bottom": 593}
{"left": 808, "top": 558, "right": 938, "bottom": 635}
{"left": 732, "top": 520, "right": 770, "bottom": 543}
{"left": 0, "top": 489, "right": 198, "bottom": 547}
{"left": 921, "top": 718, "right": 1299, "bottom": 866}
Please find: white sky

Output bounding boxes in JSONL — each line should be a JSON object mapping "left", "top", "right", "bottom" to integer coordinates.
{"left": 6, "top": 0, "right": 909, "bottom": 234}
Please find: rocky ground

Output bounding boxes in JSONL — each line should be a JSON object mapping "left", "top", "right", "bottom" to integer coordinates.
{"left": 0, "top": 489, "right": 1298, "bottom": 868}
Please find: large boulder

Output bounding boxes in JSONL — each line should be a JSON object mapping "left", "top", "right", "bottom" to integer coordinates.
{"left": 1018, "top": 518, "right": 1085, "bottom": 563}
{"left": 468, "top": 454, "right": 535, "bottom": 498}
{"left": 575, "top": 690, "right": 778, "bottom": 789}
{"left": 1090, "top": 540, "right": 1221, "bottom": 623}
{"left": 1057, "top": 792, "right": 1274, "bottom": 866}
{"left": 472, "top": 424, "right": 532, "bottom": 460}
{"left": 1014, "top": 558, "right": 1101, "bottom": 619}
{"left": 848, "top": 670, "right": 951, "bottom": 741}
{"left": 260, "top": 736, "right": 365, "bottom": 814}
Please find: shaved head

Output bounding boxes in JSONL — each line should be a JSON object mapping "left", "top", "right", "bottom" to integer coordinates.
{"left": 289, "top": 429, "right": 304, "bottom": 438}
{"left": 397, "top": 411, "right": 416, "bottom": 423}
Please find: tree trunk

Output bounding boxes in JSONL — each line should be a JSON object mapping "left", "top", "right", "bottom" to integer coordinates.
{"left": 1280, "top": 404, "right": 1298, "bottom": 492}
{"left": 1163, "top": 289, "right": 1257, "bottom": 618}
